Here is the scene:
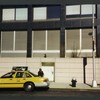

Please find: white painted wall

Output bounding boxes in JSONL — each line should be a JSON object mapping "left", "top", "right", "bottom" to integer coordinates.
{"left": 0, "top": 58, "right": 100, "bottom": 85}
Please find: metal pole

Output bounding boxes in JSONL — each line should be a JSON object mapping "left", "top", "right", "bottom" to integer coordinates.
{"left": 92, "top": 4, "right": 97, "bottom": 87}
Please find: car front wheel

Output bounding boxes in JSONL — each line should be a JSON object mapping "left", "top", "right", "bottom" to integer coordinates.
{"left": 24, "top": 82, "right": 35, "bottom": 92}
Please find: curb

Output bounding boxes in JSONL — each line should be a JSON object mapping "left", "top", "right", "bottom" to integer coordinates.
{"left": 50, "top": 87, "right": 100, "bottom": 91}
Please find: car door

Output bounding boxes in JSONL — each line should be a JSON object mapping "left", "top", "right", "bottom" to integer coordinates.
{"left": 0, "top": 72, "right": 16, "bottom": 88}
{"left": 15, "top": 71, "right": 26, "bottom": 87}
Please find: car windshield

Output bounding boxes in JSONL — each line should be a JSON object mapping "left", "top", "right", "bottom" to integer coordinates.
{"left": 1, "top": 72, "right": 15, "bottom": 78}
{"left": 28, "top": 71, "right": 38, "bottom": 77}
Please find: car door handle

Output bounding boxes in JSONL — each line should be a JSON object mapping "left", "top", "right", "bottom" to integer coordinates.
{"left": 23, "top": 78, "right": 26, "bottom": 80}
{"left": 10, "top": 79, "right": 12, "bottom": 80}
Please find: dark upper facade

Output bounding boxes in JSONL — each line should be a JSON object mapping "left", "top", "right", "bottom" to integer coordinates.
{"left": 0, "top": 0, "right": 100, "bottom": 58}
{"left": 0, "top": 0, "right": 99, "bottom": 5}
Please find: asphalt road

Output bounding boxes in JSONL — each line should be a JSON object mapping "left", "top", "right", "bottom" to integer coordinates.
{"left": 0, "top": 88, "right": 100, "bottom": 100}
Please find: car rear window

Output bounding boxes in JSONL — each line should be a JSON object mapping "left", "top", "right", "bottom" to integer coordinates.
{"left": 28, "top": 71, "right": 38, "bottom": 77}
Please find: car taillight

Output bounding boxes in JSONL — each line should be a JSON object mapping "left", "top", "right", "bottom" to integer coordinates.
{"left": 44, "top": 79, "right": 49, "bottom": 82}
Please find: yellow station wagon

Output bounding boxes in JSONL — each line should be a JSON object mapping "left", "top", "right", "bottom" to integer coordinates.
{"left": 0, "top": 67, "right": 49, "bottom": 91}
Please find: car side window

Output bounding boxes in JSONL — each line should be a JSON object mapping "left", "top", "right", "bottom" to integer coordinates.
{"left": 1, "top": 72, "right": 15, "bottom": 78}
{"left": 16, "top": 72, "right": 24, "bottom": 78}
{"left": 25, "top": 73, "right": 32, "bottom": 78}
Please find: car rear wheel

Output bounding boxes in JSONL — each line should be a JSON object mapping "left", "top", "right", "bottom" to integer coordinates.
{"left": 24, "top": 82, "right": 35, "bottom": 92}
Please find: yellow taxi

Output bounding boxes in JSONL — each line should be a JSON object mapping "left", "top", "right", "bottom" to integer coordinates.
{"left": 0, "top": 66, "right": 49, "bottom": 91}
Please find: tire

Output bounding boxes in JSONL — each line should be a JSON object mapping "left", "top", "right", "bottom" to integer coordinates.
{"left": 24, "top": 82, "right": 35, "bottom": 92}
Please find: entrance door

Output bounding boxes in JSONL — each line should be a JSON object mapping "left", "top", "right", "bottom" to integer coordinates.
{"left": 41, "top": 66, "right": 54, "bottom": 81}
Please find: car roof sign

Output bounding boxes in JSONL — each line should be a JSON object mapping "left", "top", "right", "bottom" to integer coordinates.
{"left": 12, "top": 66, "right": 28, "bottom": 71}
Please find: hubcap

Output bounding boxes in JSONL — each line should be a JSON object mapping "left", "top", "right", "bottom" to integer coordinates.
{"left": 27, "top": 84, "right": 32, "bottom": 89}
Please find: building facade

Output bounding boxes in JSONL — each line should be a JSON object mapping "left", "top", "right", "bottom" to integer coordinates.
{"left": 0, "top": 0, "right": 100, "bottom": 58}
{"left": 0, "top": 0, "right": 100, "bottom": 84}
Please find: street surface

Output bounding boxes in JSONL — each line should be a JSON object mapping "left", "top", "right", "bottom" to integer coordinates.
{"left": 0, "top": 88, "right": 100, "bottom": 100}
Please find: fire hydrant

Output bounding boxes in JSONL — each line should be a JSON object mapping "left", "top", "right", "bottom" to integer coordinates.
{"left": 71, "top": 77, "right": 77, "bottom": 87}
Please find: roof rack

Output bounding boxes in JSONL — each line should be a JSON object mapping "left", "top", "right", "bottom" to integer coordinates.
{"left": 12, "top": 66, "right": 28, "bottom": 71}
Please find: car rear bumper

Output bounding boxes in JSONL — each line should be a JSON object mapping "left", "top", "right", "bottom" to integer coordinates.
{"left": 35, "top": 82, "right": 49, "bottom": 87}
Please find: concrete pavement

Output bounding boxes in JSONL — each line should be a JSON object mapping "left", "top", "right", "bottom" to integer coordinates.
{"left": 49, "top": 82, "right": 100, "bottom": 90}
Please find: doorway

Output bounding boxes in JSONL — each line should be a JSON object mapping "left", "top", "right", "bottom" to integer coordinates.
{"left": 41, "top": 62, "right": 55, "bottom": 81}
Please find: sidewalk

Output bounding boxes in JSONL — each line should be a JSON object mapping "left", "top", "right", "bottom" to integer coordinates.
{"left": 49, "top": 82, "right": 100, "bottom": 90}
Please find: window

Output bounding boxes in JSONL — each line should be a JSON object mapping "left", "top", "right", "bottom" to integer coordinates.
{"left": 1, "top": 31, "right": 27, "bottom": 51}
{"left": 16, "top": 8, "right": 28, "bottom": 20}
{"left": 66, "top": 4, "right": 96, "bottom": 20}
{"left": 33, "top": 31, "right": 45, "bottom": 50}
{"left": 66, "top": 30, "right": 80, "bottom": 50}
{"left": 15, "top": 31, "right": 27, "bottom": 50}
{"left": 1, "top": 31, "right": 27, "bottom": 57}
{"left": 82, "top": 29, "right": 92, "bottom": 49}
{"left": 16, "top": 72, "right": 24, "bottom": 78}
{"left": 2, "top": 9, "right": 14, "bottom": 21}
{"left": 25, "top": 73, "right": 32, "bottom": 78}
{"left": 2, "top": 8, "right": 28, "bottom": 21}
{"left": 47, "top": 6, "right": 60, "bottom": 19}
{"left": 2, "top": 31, "right": 14, "bottom": 50}
{"left": 33, "top": 7, "right": 46, "bottom": 20}
{"left": 47, "top": 30, "right": 60, "bottom": 50}
{"left": 33, "top": 6, "right": 60, "bottom": 20}
{"left": 32, "top": 30, "right": 60, "bottom": 57}
{"left": 81, "top": 5, "right": 95, "bottom": 15}
{"left": 66, "top": 5, "right": 80, "bottom": 15}
{"left": 32, "top": 30, "right": 60, "bottom": 50}
{"left": 65, "top": 29, "right": 93, "bottom": 57}
{"left": 1, "top": 72, "right": 15, "bottom": 78}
